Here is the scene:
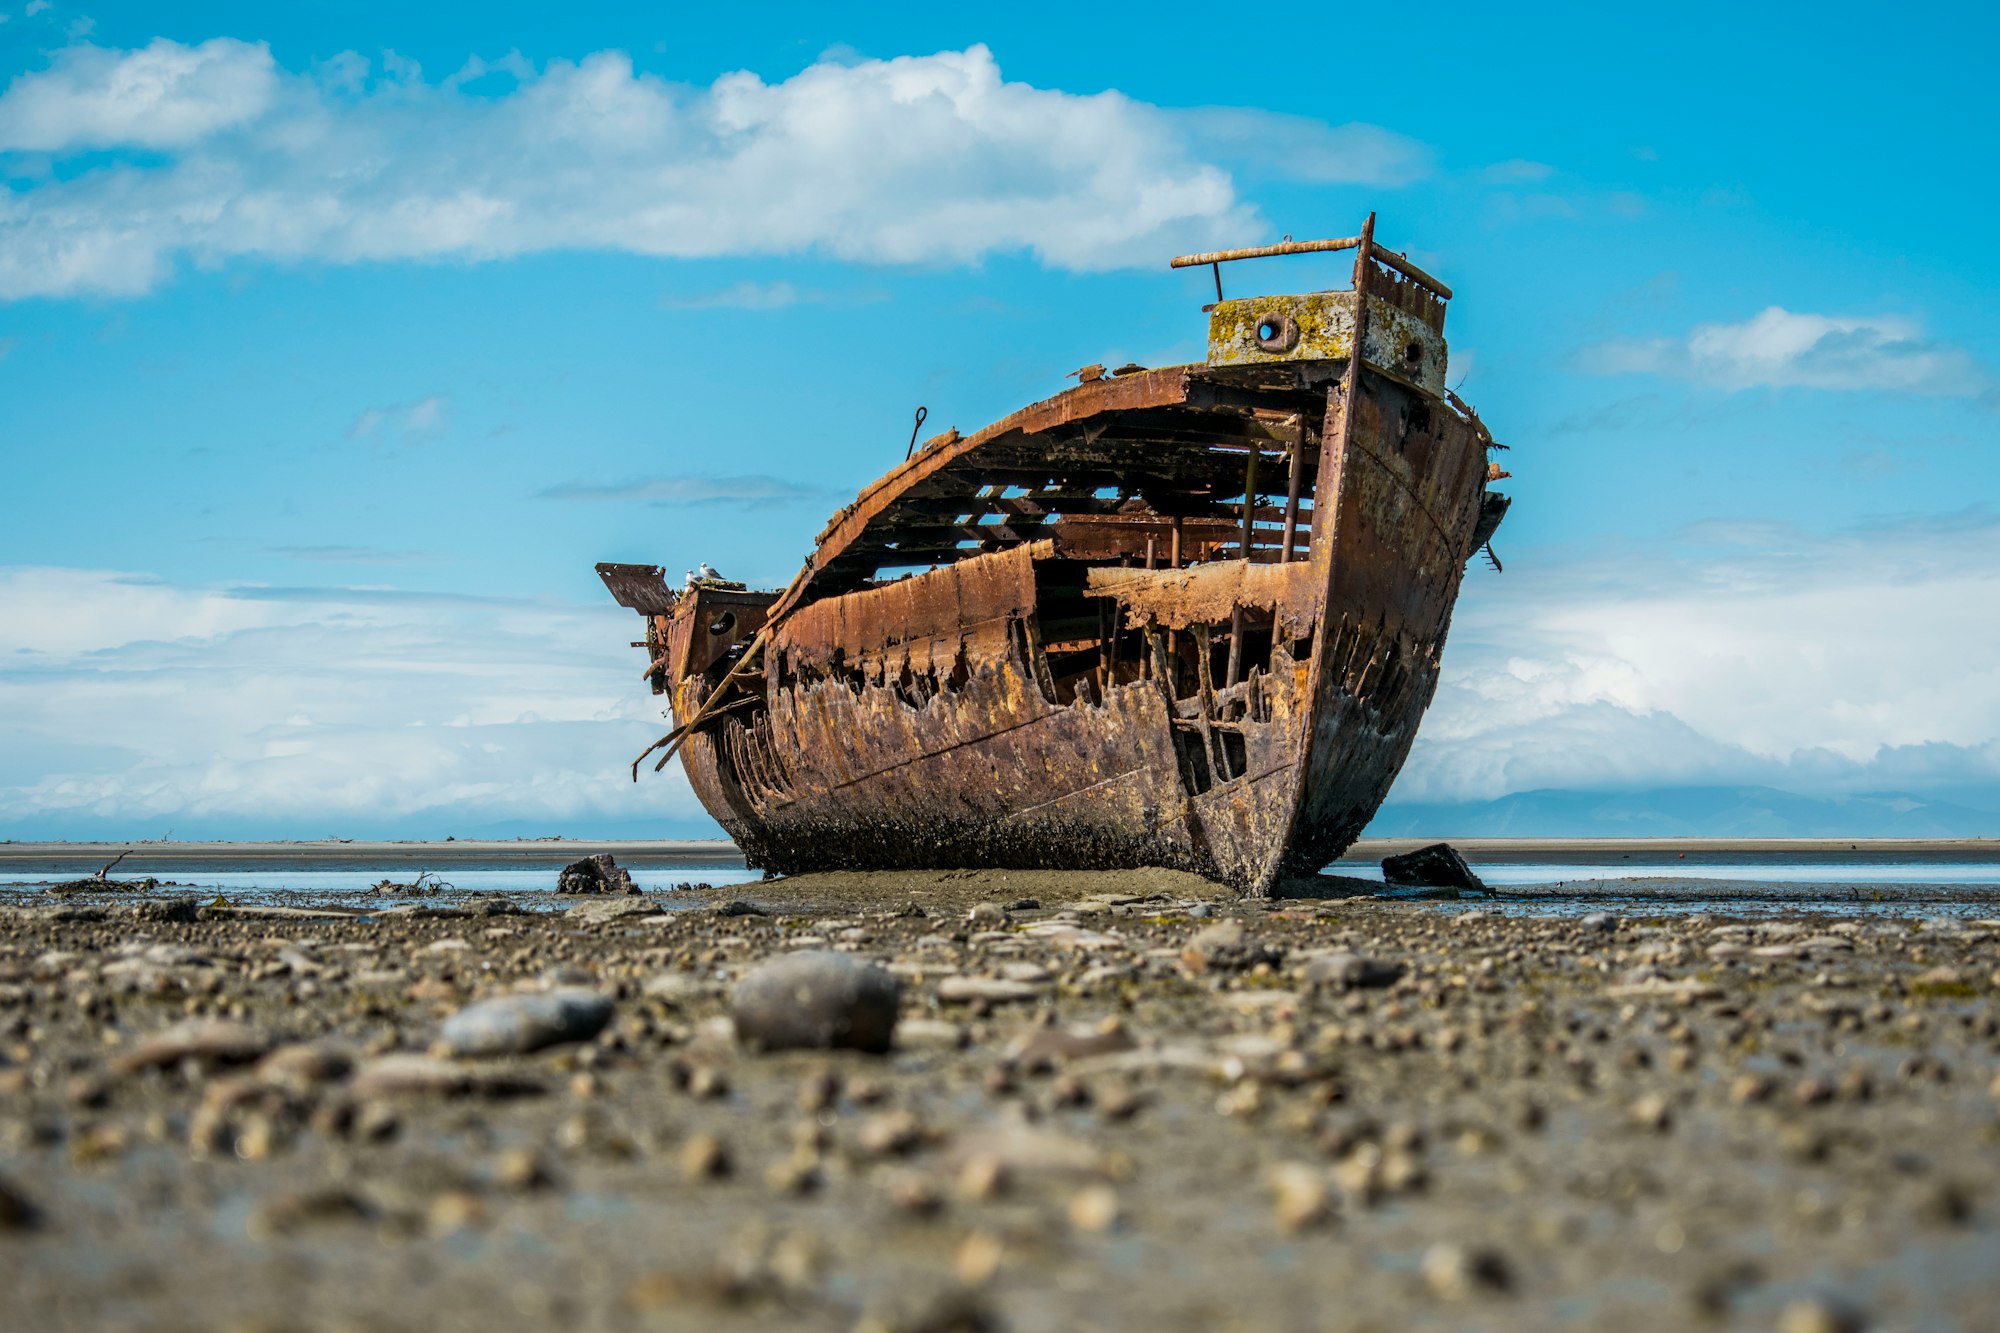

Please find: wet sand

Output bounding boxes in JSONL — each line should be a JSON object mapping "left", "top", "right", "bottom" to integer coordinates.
{"left": 1, "top": 868, "right": 1996, "bottom": 1331}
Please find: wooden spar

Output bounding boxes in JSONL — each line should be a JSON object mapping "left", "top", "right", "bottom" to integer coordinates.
{"left": 1239, "top": 448, "right": 1259, "bottom": 560}
{"left": 1172, "top": 237, "right": 1363, "bottom": 267}
{"left": 1169, "top": 233, "right": 1451, "bottom": 300}
{"left": 1279, "top": 418, "right": 1305, "bottom": 564}
{"left": 1225, "top": 605, "right": 1245, "bottom": 688}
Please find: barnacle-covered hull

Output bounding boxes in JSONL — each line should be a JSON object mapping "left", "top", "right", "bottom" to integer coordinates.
{"left": 601, "top": 220, "right": 1507, "bottom": 893}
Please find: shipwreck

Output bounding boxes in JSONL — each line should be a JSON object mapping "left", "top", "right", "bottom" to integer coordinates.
{"left": 598, "top": 215, "right": 1512, "bottom": 894}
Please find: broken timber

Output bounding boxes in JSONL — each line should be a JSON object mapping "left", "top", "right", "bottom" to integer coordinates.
{"left": 597, "top": 214, "right": 1513, "bottom": 895}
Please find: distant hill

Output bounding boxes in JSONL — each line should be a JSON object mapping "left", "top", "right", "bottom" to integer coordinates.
{"left": 1365, "top": 785, "right": 2000, "bottom": 839}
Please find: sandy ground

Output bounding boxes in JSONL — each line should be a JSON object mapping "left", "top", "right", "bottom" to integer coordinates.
{"left": 1, "top": 868, "right": 1997, "bottom": 1331}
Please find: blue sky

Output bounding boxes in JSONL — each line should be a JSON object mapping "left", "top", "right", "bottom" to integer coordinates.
{"left": 2, "top": 1, "right": 1996, "bottom": 839}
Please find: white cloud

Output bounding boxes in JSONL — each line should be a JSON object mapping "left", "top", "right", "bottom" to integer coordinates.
{"left": 1586, "top": 306, "right": 1986, "bottom": 395}
{"left": 1174, "top": 107, "right": 1431, "bottom": 186}
{"left": 0, "top": 568, "right": 705, "bottom": 834}
{"left": 539, "top": 474, "right": 831, "bottom": 506}
{"left": 349, "top": 393, "right": 448, "bottom": 439}
{"left": 658, "top": 279, "right": 877, "bottom": 310}
{"left": 1397, "top": 511, "right": 2000, "bottom": 802}
{"left": 1481, "top": 158, "right": 1554, "bottom": 184}
{"left": 0, "top": 37, "right": 277, "bottom": 151}
{"left": 0, "top": 40, "right": 1425, "bottom": 299}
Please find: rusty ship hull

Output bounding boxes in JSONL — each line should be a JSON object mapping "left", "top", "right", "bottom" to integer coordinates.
{"left": 600, "top": 219, "right": 1509, "bottom": 894}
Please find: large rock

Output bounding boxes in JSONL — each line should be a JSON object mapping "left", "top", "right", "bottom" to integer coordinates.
{"left": 1381, "top": 842, "right": 1486, "bottom": 893}
{"left": 731, "top": 951, "right": 900, "bottom": 1054}
{"left": 438, "top": 988, "right": 615, "bottom": 1058}
{"left": 556, "top": 854, "right": 637, "bottom": 894}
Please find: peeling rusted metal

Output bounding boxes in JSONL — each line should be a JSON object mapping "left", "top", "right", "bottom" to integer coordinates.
{"left": 600, "top": 214, "right": 1512, "bottom": 894}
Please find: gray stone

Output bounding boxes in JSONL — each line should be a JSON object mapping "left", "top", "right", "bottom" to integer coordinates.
{"left": 348, "top": 1054, "right": 542, "bottom": 1099}
{"left": 732, "top": 951, "right": 900, "bottom": 1054}
{"left": 438, "top": 988, "right": 615, "bottom": 1058}
{"left": 1300, "top": 951, "right": 1404, "bottom": 991}
{"left": 110, "top": 1020, "right": 271, "bottom": 1077}
{"left": 565, "top": 896, "right": 663, "bottom": 924}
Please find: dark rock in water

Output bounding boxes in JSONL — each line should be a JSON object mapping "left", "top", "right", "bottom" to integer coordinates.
{"left": 717, "top": 900, "right": 767, "bottom": 917}
{"left": 732, "top": 951, "right": 900, "bottom": 1054}
{"left": 438, "top": 989, "right": 615, "bottom": 1058}
{"left": 1381, "top": 843, "right": 1486, "bottom": 893}
{"left": 556, "top": 854, "right": 636, "bottom": 895}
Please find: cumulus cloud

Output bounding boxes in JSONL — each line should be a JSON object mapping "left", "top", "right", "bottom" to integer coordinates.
{"left": 0, "top": 37, "right": 277, "bottom": 150}
{"left": 0, "top": 568, "right": 705, "bottom": 836}
{"left": 0, "top": 39, "right": 1427, "bottom": 299}
{"left": 1396, "top": 510, "right": 2000, "bottom": 803}
{"left": 1586, "top": 306, "right": 1986, "bottom": 394}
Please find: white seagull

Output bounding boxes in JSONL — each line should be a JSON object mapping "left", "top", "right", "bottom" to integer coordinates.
{"left": 697, "top": 561, "right": 723, "bottom": 581}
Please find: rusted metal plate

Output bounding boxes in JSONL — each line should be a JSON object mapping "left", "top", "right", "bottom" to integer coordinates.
{"left": 1206, "top": 292, "right": 1446, "bottom": 397}
{"left": 596, "top": 563, "right": 677, "bottom": 615}
{"left": 1084, "top": 560, "right": 1318, "bottom": 636}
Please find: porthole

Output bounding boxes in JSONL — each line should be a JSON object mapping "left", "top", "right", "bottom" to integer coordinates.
{"left": 708, "top": 611, "right": 736, "bottom": 637}
{"left": 1254, "top": 313, "right": 1300, "bottom": 353}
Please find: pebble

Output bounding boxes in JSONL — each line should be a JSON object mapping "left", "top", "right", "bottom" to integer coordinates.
{"left": 110, "top": 1019, "right": 271, "bottom": 1077}
{"left": 954, "top": 1231, "right": 1004, "bottom": 1284}
{"left": 1181, "top": 920, "right": 1282, "bottom": 973}
{"left": 1421, "top": 1242, "right": 1513, "bottom": 1299}
{"left": 732, "top": 952, "right": 901, "bottom": 1053}
{"left": 1266, "top": 1162, "right": 1331, "bottom": 1232}
{"left": 254, "top": 1041, "right": 356, "bottom": 1090}
{"left": 679, "top": 1132, "right": 731, "bottom": 1181}
{"left": 895, "top": 1018, "right": 968, "bottom": 1051}
{"left": 1068, "top": 1185, "right": 1121, "bottom": 1232}
{"left": 348, "top": 1054, "right": 541, "bottom": 1099}
{"left": 936, "top": 975, "right": 1048, "bottom": 1005}
{"left": 0, "top": 1175, "right": 41, "bottom": 1230}
{"left": 437, "top": 988, "right": 615, "bottom": 1058}
{"left": 1299, "top": 951, "right": 1404, "bottom": 991}
{"left": 1776, "top": 1296, "right": 1866, "bottom": 1333}
{"left": 1629, "top": 1093, "right": 1673, "bottom": 1133}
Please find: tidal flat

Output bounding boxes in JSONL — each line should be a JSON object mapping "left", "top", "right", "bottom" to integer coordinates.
{"left": 1, "top": 866, "right": 1997, "bottom": 1331}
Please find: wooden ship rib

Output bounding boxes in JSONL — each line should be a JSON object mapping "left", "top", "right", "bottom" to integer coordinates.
{"left": 598, "top": 215, "right": 1512, "bottom": 895}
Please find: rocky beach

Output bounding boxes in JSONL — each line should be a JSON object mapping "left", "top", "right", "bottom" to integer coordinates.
{"left": 1, "top": 864, "right": 1997, "bottom": 1331}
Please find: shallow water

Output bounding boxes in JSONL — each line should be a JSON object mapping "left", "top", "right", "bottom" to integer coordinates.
{"left": 7, "top": 854, "right": 2000, "bottom": 920}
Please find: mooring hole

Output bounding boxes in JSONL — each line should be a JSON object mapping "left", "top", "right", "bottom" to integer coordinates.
{"left": 1404, "top": 339, "right": 1423, "bottom": 368}
{"left": 708, "top": 611, "right": 737, "bottom": 636}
